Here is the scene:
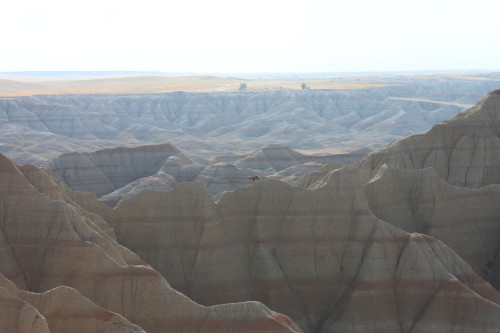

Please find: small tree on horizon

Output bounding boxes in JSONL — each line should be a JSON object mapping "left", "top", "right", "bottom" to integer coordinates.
{"left": 301, "top": 83, "right": 309, "bottom": 90}
{"left": 239, "top": 83, "right": 247, "bottom": 91}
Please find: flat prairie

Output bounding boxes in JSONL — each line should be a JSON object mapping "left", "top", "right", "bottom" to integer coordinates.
{"left": 2, "top": 72, "right": 499, "bottom": 97}
{"left": 0, "top": 74, "right": 397, "bottom": 97}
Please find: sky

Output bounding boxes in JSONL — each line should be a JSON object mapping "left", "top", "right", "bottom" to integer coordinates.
{"left": 2, "top": 0, "right": 500, "bottom": 73}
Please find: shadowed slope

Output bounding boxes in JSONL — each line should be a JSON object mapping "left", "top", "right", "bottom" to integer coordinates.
{"left": 363, "top": 166, "right": 500, "bottom": 285}
{"left": 45, "top": 143, "right": 193, "bottom": 196}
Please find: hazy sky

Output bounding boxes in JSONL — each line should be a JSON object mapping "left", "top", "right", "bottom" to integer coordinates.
{"left": 2, "top": 0, "right": 500, "bottom": 73}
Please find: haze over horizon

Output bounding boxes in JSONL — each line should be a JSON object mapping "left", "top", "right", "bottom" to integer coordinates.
{"left": 2, "top": 0, "right": 500, "bottom": 73}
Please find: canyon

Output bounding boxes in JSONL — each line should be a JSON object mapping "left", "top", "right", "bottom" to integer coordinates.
{"left": 1, "top": 77, "right": 500, "bottom": 332}
{"left": 68, "top": 91, "right": 500, "bottom": 332}
{"left": 1, "top": 75, "right": 498, "bottom": 168}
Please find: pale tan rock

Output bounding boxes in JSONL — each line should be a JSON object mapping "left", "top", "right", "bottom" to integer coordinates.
{"left": 0, "top": 153, "right": 302, "bottom": 333}
{"left": 84, "top": 166, "right": 500, "bottom": 333}
{"left": 21, "top": 287, "right": 146, "bottom": 333}
{"left": 363, "top": 165, "right": 500, "bottom": 287}
{"left": 100, "top": 171, "right": 178, "bottom": 207}
{"left": 0, "top": 272, "right": 145, "bottom": 333}
{"left": 351, "top": 90, "right": 500, "bottom": 290}
{"left": 5, "top": 91, "right": 500, "bottom": 333}
{"left": 358, "top": 90, "right": 500, "bottom": 188}
{"left": 295, "top": 163, "right": 346, "bottom": 188}
{"left": 0, "top": 286, "right": 49, "bottom": 333}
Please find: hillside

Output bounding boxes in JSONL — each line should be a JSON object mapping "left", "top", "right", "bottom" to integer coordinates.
{"left": 0, "top": 76, "right": 498, "bottom": 167}
{"left": 1, "top": 91, "right": 500, "bottom": 331}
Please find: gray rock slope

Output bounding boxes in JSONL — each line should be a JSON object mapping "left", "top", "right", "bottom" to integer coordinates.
{"left": 45, "top": 143, "right": 192, "bottom": 196}
{"left": 357, "top": 90, "right": 500, "bottom": 188}
{"left": 72, "top": 165, "right": 500, "bottom": 333}
{"left": 2, "top": 90, "right": 500, "bottom": 333}
{"left": 1, "top": 77, "right": 498, "bottom": 165}
{"left": 0, "top": 153, "right": 301, "bottom": 333}
{"left": 64, "top": 91, "right": 500, "bottom": 332}
{"left": 45, "top": 143, "right": 367, "bottom": 204}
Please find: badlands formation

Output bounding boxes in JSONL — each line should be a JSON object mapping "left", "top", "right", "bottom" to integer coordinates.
{"left": 0, "top": 75, "right": 499, "bottom": 167}
{"left": 45, "top": 142, "right": 365, "bottom": 206}
{"left": 0, "top": 155, "right": 300, "bottom": 333}
{"left": 1, "top": 90, "right": 500, "bottom": 332}
{"left": 358, "top": 89, "right": 500, "bottom": 188}
{"left": 1, "top": 75, "right": 498, "bottom": 204}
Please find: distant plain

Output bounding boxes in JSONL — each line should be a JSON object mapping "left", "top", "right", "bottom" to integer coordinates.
{"left": 2, "top": 71, "right": 499, "bottom": 97}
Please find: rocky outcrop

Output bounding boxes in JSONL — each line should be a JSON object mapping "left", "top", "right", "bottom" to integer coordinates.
{"left": 363, "top": 166, "right": 500, "bottom": 285}
{"left": 45, "top": 143, "right": 193, "bottom": 196}
{"left": 0, "top": 272, "right": 145, "bottom": 333}
{"left": 0, "top": 153, "right": 301, "bottom": 333}
{"left": 295, "top": 163, "right": 346, "bottom": 188}
{"left": 158, "top": 155, "right": 205, "bottom": 182}
{"left": 234, "top": 144, "right": 366, "bottom": 172}
{"left": 2, "top": 148, "right": 499, "bottom": 332}
{"left": 0, "top": 276, "right": 50, "bottom": 333}
{"left": 268, "top": 162, "right": 323, "bottom": 183}
{"left": 100, "top": 171, "right": 178, "bottom": 207}
{"left": 4, "top": 89, "right": 500, "bottom": 332}
{"left": 71, "top": 166, "right": 500, "bottom": 333}
{"left": 66, "top": 90, "right": 500, "bottom": 331}
{"left": 358, "top": 90, "right": 500, "bottom": 188}
{"left": 43, "top": 142, "right": 368, "bottom": 202}
{"left": 193, "top": 163, "right": 262, "bottom": 195}
{"left": 1, "top": 79, "right": 497, "bottom": 165}
{"left": 234, "top": 144, "right": 308, "bottom": 171}
{"left": 340, "top": 91, "right": 500, "bottom": 291}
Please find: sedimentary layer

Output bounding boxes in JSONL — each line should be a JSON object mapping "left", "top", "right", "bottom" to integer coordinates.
{"left": 358, "top": 90, "right": 500, "bottom": 188}
{"left": 1, "top": 79, "right": 496, "bottom": 165}
{"left": 3, "top": 89, "right": 500, "bottom": 333}
{"left": 0, "top": 153, "right": 301, "bottom": 333}
{"left": 71, "top": 167, "right": 500, "bottom": 333}
{"left": 45, "top": 143, "right": 192, "bottom": 196}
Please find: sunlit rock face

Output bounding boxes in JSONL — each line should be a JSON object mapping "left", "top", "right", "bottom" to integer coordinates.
{"left": 99, "top": 171, "right": 178, "bottom": 207}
